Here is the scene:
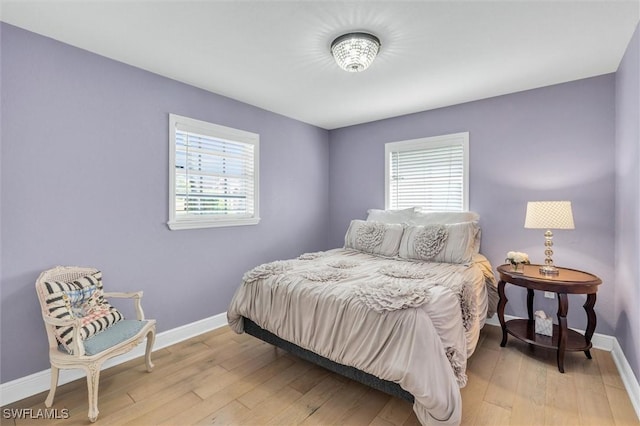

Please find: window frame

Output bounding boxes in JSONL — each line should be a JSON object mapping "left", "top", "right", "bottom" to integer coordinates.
{"left": 168, "top": 113, "right": 260, "bottom": 230}
{"left": 384, "top": 132, "right": 469, "bottom": 212}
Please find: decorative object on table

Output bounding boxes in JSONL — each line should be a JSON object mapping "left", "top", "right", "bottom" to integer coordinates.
{"left": 331, "top": 32, "right": 381, "bottom": 72}
{"left": 505, "top": 251, "right": 530, "bottom": 272}
{"left": 534, "top": 310, "right": 553, "bottom": 336}
{"left": 524, "top": 201, "right": 575, "bottom": 275}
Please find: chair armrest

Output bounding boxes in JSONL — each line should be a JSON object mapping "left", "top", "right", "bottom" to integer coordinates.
{"left": 103, "top": 291, "right": 146, "bottom": 321}
{"left": 42, "top": 315, "right": 80, "bottom": 327}
{"left": 103, "top": 291, "right": 143, "bottom": 299}
{"left": 42, "top": 315, "right": 86, "bottom": 356}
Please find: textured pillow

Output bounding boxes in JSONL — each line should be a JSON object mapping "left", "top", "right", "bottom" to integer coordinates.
{"left": 410, "top": 211, "right": 481, "bottom": 252}
{"left": 42, "top": 271, "right": 124, "bottom": 354}
{"left": 409, "top": 210, "right": 480, "bottom": 225}
{"left": 366, "top": 207, "right": 416, "bottom": 224}
{"left": 399, "top": 221, "right": 480, "bottom": 264}
{"left": 344, "top": 220, "right": 405, "bottom": 257}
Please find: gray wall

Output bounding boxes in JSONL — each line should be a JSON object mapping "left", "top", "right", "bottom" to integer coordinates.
{"left": 328, "top": 75, "right": 617, "bottom": 339}
{"left": 0, "top": 23, "right": 330, "bottom": 383}
{"left": 615, "top": 23, "right": 640, "bottom": 383}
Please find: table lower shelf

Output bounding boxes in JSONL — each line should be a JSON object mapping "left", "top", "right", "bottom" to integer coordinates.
{"left": 504, "top": 319, "right": 592, "bottom": 352}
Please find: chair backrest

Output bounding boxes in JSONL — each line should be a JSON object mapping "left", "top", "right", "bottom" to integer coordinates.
{"left": 36, "top": 266, "right": 100, "bottom": 350}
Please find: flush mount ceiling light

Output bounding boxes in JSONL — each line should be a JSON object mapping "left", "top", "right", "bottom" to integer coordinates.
{"left": 330, "top": 32, "right": 381, "bottom": 73}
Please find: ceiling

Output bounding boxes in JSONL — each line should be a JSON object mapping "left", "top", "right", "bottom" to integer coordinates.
{"left": 1, "top": 1, "right": 638, "bottom": 130}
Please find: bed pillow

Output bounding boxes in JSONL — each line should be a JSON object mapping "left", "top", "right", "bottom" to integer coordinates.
{"left": 398, "top": 221, "right": 480, "bottom": 264}
{"left": 42, "top": 271, "right": 124, "bottom": 354}
{"left": 366, "top": 207, "right": 416, "bottom": 224}
{"left": 410, "top": 211, "right": 481, "bottom": 253}
{"left": 344, "top": 220, "right": 405, "bottom": 257}
{"left": 409, "top": 210, "right": 480, "bottom": 225}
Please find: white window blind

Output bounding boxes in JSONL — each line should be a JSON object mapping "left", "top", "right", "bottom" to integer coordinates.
{"left": 168, "top": 114, "right": 260, "bottom": 230}
{"left": 385, "top": 132, "right": 469, "bottom": 212}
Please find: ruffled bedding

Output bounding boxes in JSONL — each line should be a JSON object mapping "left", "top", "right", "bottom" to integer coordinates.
{"left": 227, "top": 248, "right": 497, "bottom": 425}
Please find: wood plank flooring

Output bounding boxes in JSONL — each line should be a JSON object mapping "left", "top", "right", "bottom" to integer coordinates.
{"left": 2, "top": 325, "right": 637, "bottom": 425}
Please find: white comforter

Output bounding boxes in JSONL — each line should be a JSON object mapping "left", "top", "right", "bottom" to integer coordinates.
{"left": 227, "top": 248, "right": 496, "bottom": 425}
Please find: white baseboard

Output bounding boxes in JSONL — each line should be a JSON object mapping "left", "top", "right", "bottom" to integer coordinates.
{"left": 0, "top": 312, "right": 228, "bottom": 407}
{"left": 611, "top": 338, "right": 640, "bottom": 421}
{"left": 2, "top": 313, "right": 638, "bottom": 422}
{"left": 485, "top": 315, "right": 639, "bottom": 420}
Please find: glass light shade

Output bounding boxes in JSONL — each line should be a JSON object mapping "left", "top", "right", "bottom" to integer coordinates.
{"left": 331, "top": 32, "right": 380, "bottom": 73}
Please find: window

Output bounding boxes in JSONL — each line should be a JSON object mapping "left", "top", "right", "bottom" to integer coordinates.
{"left": 385, "top": 132, "right": 469, "bottom": 212}
{"left": 168, "top": 114, "right": 259, "bottom": 230}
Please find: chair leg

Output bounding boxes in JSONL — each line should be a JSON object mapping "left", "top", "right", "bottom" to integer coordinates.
{"left": 86, "top": 364, "right": 100, "bottom": 422}
{"left": 44, "top": 365, "right": 59, "bottom": 407}
{"left": 145, "top": 328, "right": 156, "bottom": 372}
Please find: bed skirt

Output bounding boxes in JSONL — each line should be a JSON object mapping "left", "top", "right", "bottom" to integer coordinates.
{"left": 242, "top": 316, "right": 414, "bottom": 403}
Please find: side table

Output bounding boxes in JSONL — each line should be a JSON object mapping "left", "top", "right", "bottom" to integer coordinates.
{"left": 497, "top": 264, "right": 602, "bottom": 373}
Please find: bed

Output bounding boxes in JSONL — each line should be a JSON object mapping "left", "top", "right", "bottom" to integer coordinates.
{"left": 227, "top": 209, "right": 498, "bottom": 425}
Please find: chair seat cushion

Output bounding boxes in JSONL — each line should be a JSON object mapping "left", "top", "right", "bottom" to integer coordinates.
{"left": 59, "top": 320, "right": 150, "bottom": 356}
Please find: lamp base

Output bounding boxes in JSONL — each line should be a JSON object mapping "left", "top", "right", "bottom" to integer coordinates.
{"left": 539, "top": 265, "right": 559, "bottom": 275}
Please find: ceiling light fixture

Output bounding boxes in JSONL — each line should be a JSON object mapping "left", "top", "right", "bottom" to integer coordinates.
{"left": 331, "top": 32, "right": 381, "bottom": 73}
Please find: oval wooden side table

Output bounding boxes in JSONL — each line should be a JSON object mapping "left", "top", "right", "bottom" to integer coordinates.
{"left": 496, "top": 264, "right": 602, "bottom": 373}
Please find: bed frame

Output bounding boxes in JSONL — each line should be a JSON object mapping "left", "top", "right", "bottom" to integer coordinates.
{"left": 242, "top": 317, "right": 414, "bottom": 403}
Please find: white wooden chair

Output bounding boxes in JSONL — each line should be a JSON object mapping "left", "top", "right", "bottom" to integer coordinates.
{"left": 35, "top": 266, "right": 156, "bottom": 422}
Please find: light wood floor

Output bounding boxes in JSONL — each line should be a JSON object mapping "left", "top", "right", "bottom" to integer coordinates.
{"left": 2, "top": 325, "right": 638, "bottom": 426}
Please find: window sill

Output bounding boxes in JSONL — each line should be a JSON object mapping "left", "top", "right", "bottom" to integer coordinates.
{"left": 167, "top": 217, "right": 261, "bottom": 230}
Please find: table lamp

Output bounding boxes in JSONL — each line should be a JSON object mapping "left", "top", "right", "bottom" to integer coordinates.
{"left": 524, "top": 201, "right": 574, "bottom": 275}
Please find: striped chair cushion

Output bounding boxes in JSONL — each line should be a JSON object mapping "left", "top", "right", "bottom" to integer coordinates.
{"left": 43, "top": 271, "right": 124, "bottom": 354}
